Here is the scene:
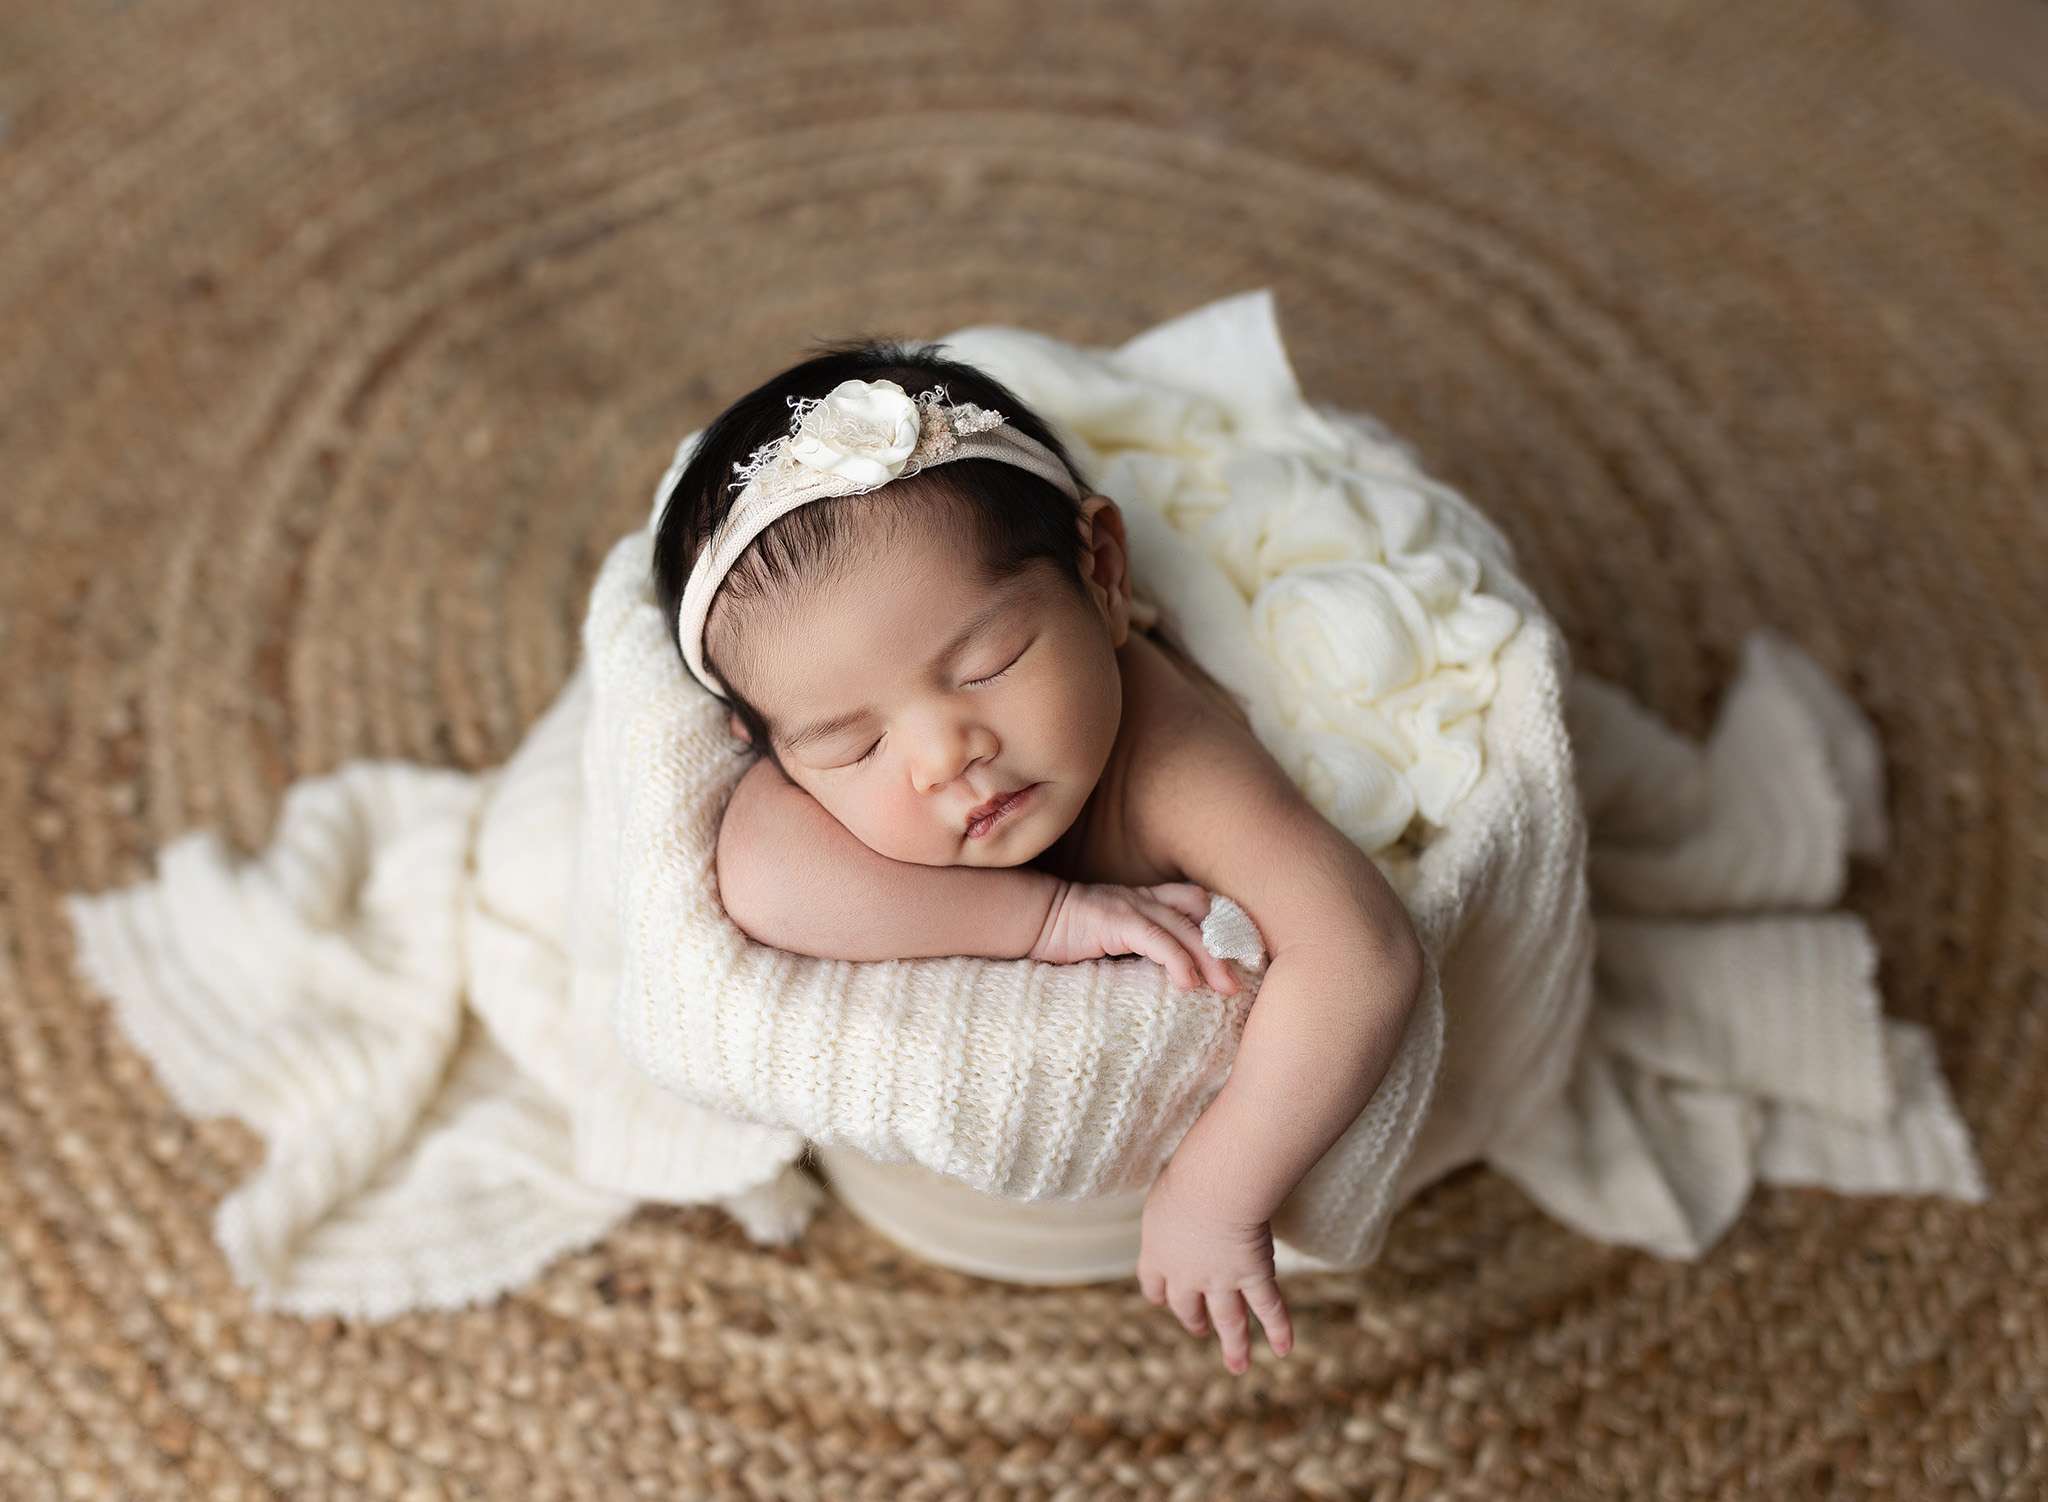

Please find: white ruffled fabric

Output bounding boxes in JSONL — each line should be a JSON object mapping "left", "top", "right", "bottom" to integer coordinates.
{"left": 60, "top": 289, "right": 1984, "bottom": 1316}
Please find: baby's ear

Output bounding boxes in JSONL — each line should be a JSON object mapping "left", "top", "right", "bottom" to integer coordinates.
{"left": 1077, "top": 493, "right": 1135, "bottom": 645}
{"left": 726, "top": 710, "right": 752, "bottom": 745}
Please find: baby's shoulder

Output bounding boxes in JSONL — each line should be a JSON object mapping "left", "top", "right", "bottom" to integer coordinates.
{"left": 1132, "top": 625, "right": 1252, "bottom": 736}
{"left": 1105, "top": 631, "right": 1272, "bottom": 881}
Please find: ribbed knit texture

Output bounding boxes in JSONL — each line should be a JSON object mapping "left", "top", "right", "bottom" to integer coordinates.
{"left": 59, "top": 290, "right": 1985, "bottom": 1316}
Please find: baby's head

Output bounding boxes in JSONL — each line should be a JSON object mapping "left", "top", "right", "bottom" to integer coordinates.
{"left": 652, "top": 338, "right": 1139, "bottom": 869}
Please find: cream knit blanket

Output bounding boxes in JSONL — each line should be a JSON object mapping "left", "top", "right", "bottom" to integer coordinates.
{"left": 61, "top": 290, "right": 1985, "bottom": 1316}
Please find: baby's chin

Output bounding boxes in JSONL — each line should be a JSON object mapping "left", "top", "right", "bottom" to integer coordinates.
{"left": 895, "top": 838, "right": 1048, "bottom": 871}
{"left": 955, "top": 836, "right": 1052, "bottom": 870}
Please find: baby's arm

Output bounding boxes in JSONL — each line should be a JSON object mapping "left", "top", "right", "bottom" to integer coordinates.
{"left": 715, "top": 756, "right": 1061, "bottom": 962}
{"left": 1132, "top": 713, "right": 1426, "bottom": 1229}
{"left": 1125, "top": 711, "right": 1423, "bottom": 1372}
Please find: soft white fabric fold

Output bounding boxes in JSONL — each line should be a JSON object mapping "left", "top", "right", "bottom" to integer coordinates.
{"left": 1489, "top": 630, "right": 1986, "bottom": 1258}
{"left": 61, "top": 289, "right": 1983, "bottom": 1316}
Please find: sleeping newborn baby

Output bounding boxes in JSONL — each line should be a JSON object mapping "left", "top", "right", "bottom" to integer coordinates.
{"left": 654, "top": 342, "right": 1425, "bottom": 1378}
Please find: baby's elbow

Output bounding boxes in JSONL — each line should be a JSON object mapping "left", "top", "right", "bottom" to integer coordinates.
{"left": 1385, "top": 906, "right": 1426, "bottom": 988}
{"left": 714, "top": 825, "right": 766, "bottom": 943}
{"left": 1286, "top": 843, "right": 1426, "bottom": 985}
{"left": 1389, "top": 928, "right": 1427, "bottom": 1012}
{"left": 714, "top": 785, "right": 787, "bottom": 948}
{"left": 1343, "top": 838, "right": 1426, "bottom": 992}
{"left": 1309, "top": 884, "right": 1425, "bottom": 1014}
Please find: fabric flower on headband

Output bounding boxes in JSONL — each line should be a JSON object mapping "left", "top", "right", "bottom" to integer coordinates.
{"left": 788, "top": 379, "right": 923, "bottom": 486}
{"left": 683, "top": 376, "right": 1073, "bottom": 700}
{"left": 729, "top": 378, "right": 1008, "bottom": 498}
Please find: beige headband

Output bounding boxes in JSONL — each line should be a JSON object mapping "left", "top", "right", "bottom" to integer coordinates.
{"left": 671, "top": 377, "right": 1082, "bottom": 702}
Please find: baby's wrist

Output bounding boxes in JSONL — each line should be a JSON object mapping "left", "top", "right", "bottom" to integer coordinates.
{"left": 1025, "top": 877, "right": 1069, "bottom": 962}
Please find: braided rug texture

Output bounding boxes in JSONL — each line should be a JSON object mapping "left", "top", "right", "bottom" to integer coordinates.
{"left": 3, "top": 2, "right": 2044, "bottom": 1497}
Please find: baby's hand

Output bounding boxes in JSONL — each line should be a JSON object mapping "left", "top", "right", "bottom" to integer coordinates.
{"left": 1138, "top": 1156, "right": 1293, "bottom": 1375}
{"left": 1027, "top": 881, "right": 1240, "bottom": 995}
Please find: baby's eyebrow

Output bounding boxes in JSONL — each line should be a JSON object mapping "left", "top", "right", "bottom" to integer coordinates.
{"left": 778, "top": 587, "right": 1024, "bottom": 753}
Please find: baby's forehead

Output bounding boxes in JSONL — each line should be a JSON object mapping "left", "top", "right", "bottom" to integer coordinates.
{"left": 865, "top": 578, "right": 1049, "bottom": 654}
{"left": 826, "top": 552, "right": 1054, "bottom": 618}
{"left": 765, "top": 564, "right": 1047, "bottom": 675}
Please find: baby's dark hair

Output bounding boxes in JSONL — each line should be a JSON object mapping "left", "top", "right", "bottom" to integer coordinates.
{"left": 651, "top": 335, "right": 1098, "bottom": 777}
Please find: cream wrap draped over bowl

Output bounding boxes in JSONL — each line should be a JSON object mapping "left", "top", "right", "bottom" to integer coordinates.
{"left": 59, "top": 289, "right": 1983, "bottom": 1317}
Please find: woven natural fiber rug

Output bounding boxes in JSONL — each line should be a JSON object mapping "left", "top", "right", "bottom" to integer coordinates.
{"left": 5, "top": 0, "right": 2043, "bottom": 1495}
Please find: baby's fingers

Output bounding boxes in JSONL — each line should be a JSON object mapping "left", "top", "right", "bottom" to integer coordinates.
{"left": 1147, "top": 883, "right": 1217, "bottom": 924}
{"left": 1164, "top": 890, "right": 1240, "bottom": 995}
{"left": 1207, "top": 1287, "right": 1254, "bottom": 1374}
{"left": 1243, "top": 1279, "right": 1294, "bottom": 1359}
{"left": 1140, "top": 900, "right": 1238, "bottom": 996}
{"left": 1132, "top": 918, "right": 1201, "bottom": 992}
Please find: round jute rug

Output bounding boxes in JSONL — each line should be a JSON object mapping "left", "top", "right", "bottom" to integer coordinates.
{"left": 5, "top": 1, "right": 2044, "bottom": 1496}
